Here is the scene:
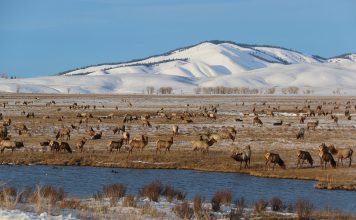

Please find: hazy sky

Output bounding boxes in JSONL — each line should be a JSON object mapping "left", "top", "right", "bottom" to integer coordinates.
{"left": 1, "top": 0, "right": 355, "bottom": 77}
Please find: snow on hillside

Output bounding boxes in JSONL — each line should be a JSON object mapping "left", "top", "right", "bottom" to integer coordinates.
{"left": 1, "top": 41, "right": 356, "bottom": 95}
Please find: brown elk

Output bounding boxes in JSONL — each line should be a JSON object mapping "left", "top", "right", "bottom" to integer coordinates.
{"left": 253, "top": 116, "right": 263, "bottom": 126}
{"left": 91, "top": 131, "right": 103, "bottom": 140}
{"left": 3, "top": 118, "right": 11, "bottom": 126}
{"left": 156, "top": 137, "right": 174, "bottom": 154}
{"left": 26, "top": 112, "right": 35, "bottom": 118}
{"left": 208, "top": 130, "right": 235, "bottom": 143}
{"left": 296, "top": 128, "right": 305, "bottom": 139}
{"left": 328, "top": 144, "right": 353, "bottom": 167}
{"left": 265, "top": 152, "right": 286, "bottom": 170}
{"left": 231, "top": 145, "right": 251, "bottom": 169}
{"left": 0, "top": 140, "right": 24, "bottom": 153}
{"left": 76, "top": 137, "right": 87, "bottom": 152}
{"left": 306, "top": 120, "right": 319, "bottom": 130}
{"left": 128, "top": 135, "right": 148, "bottom": 154}
{"left": 49, "top": 140, "right": 60, "bottom": 152}
{"left": 191, "top": 137, "right": 217, "bottom": 153}
{"left": 299, "top": 116, "right": 305, "bottom": 124}
{"left": 55, "top": 128, "right": 71, "bottom": 140}
{"left": 108, "top": 139, "right": 124, "bottom": 152}
{"left": 59, "top": 142, "right": 72, "bottom": 153}
{"left": 319, "top": 143, "right": 336, "bottom": 169}
{"left": 297, "top": 150, "right": 313, "bottom": 168}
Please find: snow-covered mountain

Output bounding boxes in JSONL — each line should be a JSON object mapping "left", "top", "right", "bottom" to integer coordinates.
{"left": 1, "top": 41, "right": 356, "bottom": 95}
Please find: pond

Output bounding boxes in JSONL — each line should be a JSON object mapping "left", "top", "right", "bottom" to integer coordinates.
{"left": 1, "top": 165, "right": 355, "bottom": 213}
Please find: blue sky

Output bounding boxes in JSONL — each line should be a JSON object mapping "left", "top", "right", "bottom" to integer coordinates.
{"left": 1, "top": 0, "right": 355, "bottom": 77}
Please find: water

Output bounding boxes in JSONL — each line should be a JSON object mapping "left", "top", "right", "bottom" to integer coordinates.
{"left": 1, "top": 165, "right": 355, "bottom": 213}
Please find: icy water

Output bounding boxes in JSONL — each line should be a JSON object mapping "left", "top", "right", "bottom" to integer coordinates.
{"left": 1, "top": 165, "right": 355, "bottom": 213}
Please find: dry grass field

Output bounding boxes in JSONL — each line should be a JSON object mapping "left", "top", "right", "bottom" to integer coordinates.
{"left": 0, "top": 93, "right": 355, "bottom": 190}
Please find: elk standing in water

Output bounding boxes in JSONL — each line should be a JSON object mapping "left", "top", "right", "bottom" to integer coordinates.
{"left": 297, "top": 150, "right": 313, "bottom": 168}
{"left": 265, "top": 152, "right": 286, "bottom": 170}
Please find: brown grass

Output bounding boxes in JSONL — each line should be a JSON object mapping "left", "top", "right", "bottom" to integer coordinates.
{"left": 123, "top": 194, "right": 136, "bottom": 207}
{"left": 139, "top": 180, "right": 163, "bottom": 202}
{"left": 172, "top": 201, "right": 194, "bottom": 219}
{"left": 295, "top": 199, "right": 314, "bottom": 220}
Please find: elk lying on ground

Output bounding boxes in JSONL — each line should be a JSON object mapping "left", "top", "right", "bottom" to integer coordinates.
{"left": 231, "top": 145, "right": 251, "bottom": 169}
{"left": 328, "top": 144, "right": 353, "bottom": 167}
{"left": 108, "top": 139, "right": 124, "bottom": 152}
{"left": 307, "top": 120, "right": 319, "bottom": 130}
{"left": 26, "top": 112, "right": 35, "bottom": 118}
{"left": 0, "top": 140, "right": 24, "bottom": 153}
{"left": 128, "top": 135, "right": 148, "bottom": 154}
{"left": 319, "top": 143, "right": 336, "bottom": 169}
{"left": 265, "top": 152, "right": 286, "bottom": 170}
{"left": 297, "top": 150, "right": 313, "bottom": 168}
{"left": 76, "top": 137, "right": 87, "bottom": 152}
{"left": 156, "top": 137, "right": 174, "bottom": 154}
{"left": 191, "top": 137, "right": 217, "bottom": 153}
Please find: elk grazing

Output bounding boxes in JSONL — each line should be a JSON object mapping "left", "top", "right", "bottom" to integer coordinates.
{"left": 156, "top": 137, "right": 174, "bottom": 154}
{"left": 191, "top": 137, "right": 217, "bottom": 153}
{"left": 319, "top": 143, "right": 336, "bottom": 169}
{"left": 253, "top": 116, "right": 263, "bottom": 126}
{"left": 76, "top": 137, "right": 87, "bottom": 152}
{"left": 328, "top": 144, "right": 353, "bottom": 167}
{"left": 172, "top": 125, "right": 179, "bottom": 136}
{"left": 296, "top": 127, "right": 305, "bottom": 139}
{"left": 55, "top": 128, "right": 71, "bottom": 140}
{"left": 91, "top": 131, "right": 103, "bottom": 140}
{"left": 108, "top": 139, "right": 124, "bottom": 152}
{"left": 59, "top": 142, "right": 72, "bottom": 153}
{"left": 49, "top": 140, "right": 60, "bottom": 152}
{"left": 208, "top": 130, "right": 235, "bottom": 143}
{"left": 122, "top": 131, "right": 130, "bottom": 145}
{"left": 128, "top": 135, "right": 148, "bottom": 154}
{"left": 0, "top": 126, "right": 8, "bottom": 139}
{"left": 265, "top": 152, "right": 286, "bottom": 170}
{"left": 0, "top": 140, "right": 24, "bottom": 153}
{"left": 231, "top": 145, "right": 251, "bottom": 169}
{"left": 306, "top": 120, "right": 319, "bottom": 130}
{"left": 297, "top": 150, "right": 313, "bottom": 168}
{"left": 26, "top": 112, "right": 35, "bottom": 118}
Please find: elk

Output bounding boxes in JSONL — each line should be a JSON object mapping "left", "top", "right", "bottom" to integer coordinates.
{"left": 191, "top": 137, "right": 217, "bottom": 153}
{"left": 172, "top": 125, "right": 179, "bottom": 136}
{"left": 26, "top": 112, "right": 35, "bottom": 118}
{"left": 49, "top": 140, "right": 60, "bottom": 152}
{"left": 108, "top": 139, "right": 124, "bottom": 152}
{"left": 328, "top": 144, "right": 353, "bottom": 167}
{"left": 59, "top": 142, "right": 72, "bottom": 153}
{"left": 3, "top": 118, "right": 11, "bottom": 126}
{"left": 0, "top": 140, "right": 24, "bottom": 153}
{"left": 122, "top": 131, "right": 130, "bottom": 145}
{"left": 76, "top": 137, "right": 87, "bottom": 152}
{"left": 297, "top": 150, "right": 313, "bottom": 168}
{"left": 306, "top": 120, "right": 319, "bottom": 130}
{"left": 0, "top": 126, "right": 8, "bottom": 139}
{"left": 319, "top": 143, "right": 336, "bottom": 169}
{"left": 55, "top": 128, "right": 71, "bottom": 140}
{"left": 296, "top": 127, "right": 305, "bottom": 139}
{"left": 265, "top": 152, "right": 286, "bottom": 170}
{"left": 128, "top": 135, "right": 148, "bottom": 154}
{"left": 253, "top": 116, "right": 263, "bottom": 126}
{"left": 156, "top": 136, "right": 174, "bottom": 154}
{"left": 113, "top": 125, "right": 125, "bottom": 134}
{"left": 91, "top": 131, "right": 103, "bottom": 140}
{"left": 141, "top": 119, "right": 152, "bottom": 128}
{"left": 231, "top": 145, "right": 251, "bottom": 169}
{"left": 299, "top": 116, "right": 305, "bottom": 124}
{"left": 208, "top": 130, "right": 235, "bottom": 143}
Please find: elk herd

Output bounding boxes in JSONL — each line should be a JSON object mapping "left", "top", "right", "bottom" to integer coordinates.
{"left": 0, "top": 97, "right": 354, "bottom": 173}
